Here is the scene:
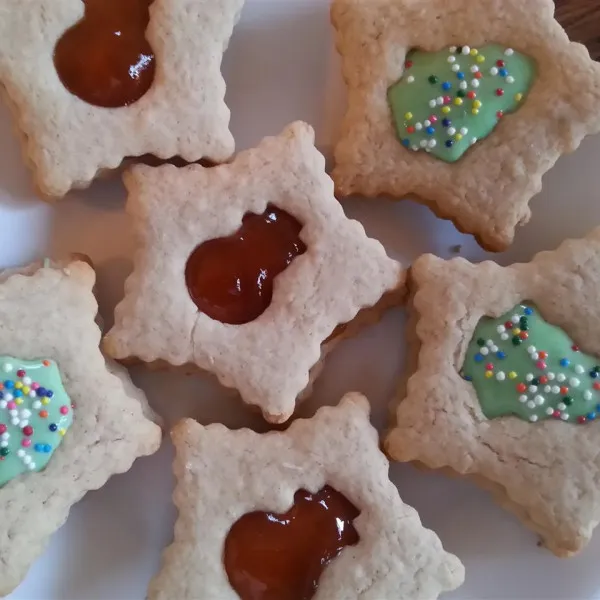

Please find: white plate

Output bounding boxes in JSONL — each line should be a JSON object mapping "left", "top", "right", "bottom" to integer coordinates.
{"left": 3, "top": 0, "right": 600, "bottom": 598}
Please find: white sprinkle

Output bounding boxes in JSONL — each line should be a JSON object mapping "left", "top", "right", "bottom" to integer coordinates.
{"left": 437, "top": 96, "right": 444, "bottom": 105}
{"left": 28, "top": 390, "right": 36, "bottom": 398}
{"left": 496, "top": 372, "right": 506, "bottom": 381}
{"left": 551, "top": 385, "right": 560, "bottom": 394}
{"left": 452, "top": 64, "right": 461, "bottom": 72}
{"left": 529, "top": 414, "right": 539, "bottom": 422}
{"left": 407, "top": 75, "right": 415, "bottom": 83}
{"left": 424, "top": 119, "right": 431, "bottom": 127}
{"left": 23, "top": 455, "right": 32, "bottom": 465}
{"left": 415, "top": 122, "right": 423, "bottom": 131}
{"left": 462, "top": 46, "right": 471, "bottom": 55}
{"left": 459, "top": 127, "right": 468, "bottom": 135}
{"left": 500, "top": 332, "right": 509, "bottom": 340}
{"left": 4, "top": 393, "right": 13, "bottom": 402}
{"left": 506, "top": 75, "right": 515, "bottom": 84}
{"left": 420, "top": 139, "right": 428, "bottom": 148}
{"left": 547, "top": 372, "right": 556, "bottom": 380}
{"left": 531, "top": 352, "right": 539, "bottom": 360}
{"left": 527, "top": 400, "right": 536, "bottom": 409}
{"left": 490, "top": 66, "right": 499, "bottom": 76}
{"left": 527, "top": 346, "right": 536, "bottom": 354}
{"left": 470, "top": 65, "right": 479, "bottom": 73}
{"left": 471, "top": 79, "right": 480, "bottom": 88}
{"left": 491, "top": 345, "right": 498, "bottom": 353}
{"left": 0, "top": 401, "right": 6, "bottom": 410}
{"left": 470, "top": 137, "right": 478, "bottom": 145}
{"left": 584, "top": 390, "right": 593, "bottom": 401}
{"left": 546, "top": 407, "right": 554, "bottom": 415}
{"left": 429, "top": 99, "right": 437, "bottom": 108}
{"left": 558, "top": 402, "right": 567, "bottom": 411}
{"left": 17, "top": 449, "right": 25, "bottom": 458}
{"left": 544, "top": 385, "right": 552, "bottom": 393}
{"left": 2, "top": 363, "right": 13, "bottom": 373}
{"left": 534, "top": 395, "right": 545, "bottom": 406}
{"left": 22, "top": 377, "right": 31, "bottom": 385}
{"left": 428, "top": 139, "right": 437, "bottom": 149}
{"left": 557, "top": 373, "right": 566, "bottom": 382}
{"left": 480, "top": 347, "right": 489, "bottom": 356}
{"left": 528, "top": 385, "right": 538, "bottom": 393}
{"left": 518, "top": 395, "right": 528, "bottom": 403}
{"left": 32, "top": 400, "right": 42, "bottom": 410}
{"left": 1, "top": 433, "right": 8, "bottom": 441}
{"left": 411, "top": 145, "right": 419, "bottom": 151}
{"left": 11, "top": 418, "right": 19, "bottom": 426}
{"left": 450, "top": 46, "right": 457, "bottom": 53}
{"left": 505, "top": 48, "right": 514, "bottom": 56}
{"left": 575, "top": 365, "right": 585, "bottom": 374}
{"left": 8, "top": 409, "right": 17, "bottom": 417}
{"left": 459, "top": 80, "right": 468, "bottom": 90}
{"left": 526, "top": 373, "right": 534, "bottom": 382}
{"left": 21, "top": 409, "right": 31, "bottom": 418}
{"left": 28, "top": 463, "right": 36, "bottom": 471}
{"left": 19, "top": 420, "right": 28, "bottom": 428}
{"left": 448, "top": 55, "right": 456, "bottom": 63}
{"left": 511, "top": 315, "right": 520, "bottom": 324}
{"left": 447, "top": 127, "right": 457, "bottom": 136}
{"left": 496, "top": 325, "right": 506, "bottom": 334}
{"left": 425, "top": 148, "right": 431, "bottom": 153}
{"left": 0, "top": 441, "right": 7, "bottom": 448}
{"left": 570, "top": 377, "right": 581, "bottom": 388}
{"left": 561, "top": 413, "right": 569, "bottom": 421}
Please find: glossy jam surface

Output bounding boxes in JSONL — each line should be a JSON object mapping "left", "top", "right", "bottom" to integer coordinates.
{"left": 185, "top": 205, "right": 306, "bottom": 325}
{"left": 224, "top": 486, "right": 360, "bottom": 600}
{"left": 54, "top": 0, "right": 155, "bottom": 108}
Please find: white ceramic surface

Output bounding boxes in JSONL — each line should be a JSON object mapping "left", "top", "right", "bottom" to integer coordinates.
{"left": 2, "top": 0, "right": 600, "bottom": 598}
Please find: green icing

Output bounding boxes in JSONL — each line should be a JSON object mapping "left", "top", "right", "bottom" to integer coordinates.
{"left": 0, "top": 357, "right": 74, "bottom": 487}
{"left": 462, "top": 304, "right": 600, "bottom": 424}
{"left": 388, "top": 44, "right": 536, "bottom": 162}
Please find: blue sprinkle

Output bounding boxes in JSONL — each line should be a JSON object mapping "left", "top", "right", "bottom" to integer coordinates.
{"left": 445, "top": 139, "right": 454, "bottom": 148}
{"left": 34, "top": 443, "right": 44, "bottom": 453}
{"left": 46, "top": 390, "right": 54, "bottom": 398}
{"left": 559, "top": 358, "right": 570, "bottom": 367}
{"left": 0, "top": 392, "right": 3, "bottom": 400}
{"left": 474, "top": 353, "right": 484, "bottom": 362}
{"left": 426, "top": 126, "right": 435, "bottom": 135}
{"left": 13, "top": 390, "right": 22, "bottom": 398}
{"left": 37, "top": 387, "right": 47, "bottom": 397}
{"left": 591, "top": 370, "right": 599, "bottom": 379}
{"left": 524, "top": 307, "right": 533, "bottom": 315}
{"left": 49, "top": 423, "right": 58, "bottom": 432}
{"left": 3, "top": 380, "right": 13, "bottom": 389}
{"left": 442, "top": 118, "right": 452, "bottom": 127}
{"left": 587, "top": 412, "right": 597, "bottom": 421}
{"left": 43, "top": 444, "right": 52, "bottom": 453}
{"left": 402, "top": 138, "right": 410, "bottom": 147}
{"left": 463, "top": 375, "right": 473, "bottom": 382}
{"left": 499, "top": 68, "right": 508, "bottom": 77}
{"left": 596, "top": 403, "right": 600, "bottom": 412}
{"left": 496, "top": 351, "right": 506, "bottom": 360}
{"left": 441, "top": 81, "right": 452, "bottom": 90}
{"left": 456, "top": 72, "right": 465, "bottom": 80}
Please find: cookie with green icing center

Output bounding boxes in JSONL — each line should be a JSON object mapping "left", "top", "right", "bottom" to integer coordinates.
{"left": 388, "top": 44, "right": 536, "bottom": 161}
{"left": 462, "top": 304, "right": 600, "bottom": 424}
{"left": 0, "top": 357, "right": 73, "bottom": 487}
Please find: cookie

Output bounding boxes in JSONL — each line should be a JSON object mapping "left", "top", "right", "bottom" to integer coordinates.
{"left": 330, "top": 0, "right": 600, "bottom": 251}
{"left": 386, "top": 227, "right": 600, "bottom": 556}
{"left": 103, "top": 122, "right": 405, "bottom": 423}
{"left": 148, "top": 393, "right": 464, "bottom": 599}
{"left": 0, "top": 257, "right": 162, "bottom": 595}
{"left": 0, "top": 0, "right": 244, "bottom": 198}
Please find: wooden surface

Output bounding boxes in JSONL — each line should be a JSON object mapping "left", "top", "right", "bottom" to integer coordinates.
{"left": 555, "top": 0, "right": 600, "bottom": 60}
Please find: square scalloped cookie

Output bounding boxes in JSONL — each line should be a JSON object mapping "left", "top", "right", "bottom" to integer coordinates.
{"left": 103, "top": 122, "right": 405, "bottom": 423}
{"left": 386, "top": 227, "right": 600, "bottom": 556}
{"left": 0, "top": 258, "right": 162, "bottom": 595}
{"left": 148, "top": 393, "right": 464, "bottom": 599}
{"left": 0, "top": 0, "right": 244, "bottom": 198}
{"left": 330, "top": 0, "right": 600, "bottom": 251}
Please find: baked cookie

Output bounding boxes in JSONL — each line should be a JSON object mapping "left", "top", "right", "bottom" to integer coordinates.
{"left": 330, "top": 0, "right": 600, "bottom": 251}
{"left": 0, "top": 0, "right": 243, "bottom": 198}
{"left": 386, "top": 227, "right": 600, "bottom": 556}
{"left": 0, "top": 257, "right": 162, "bottom": 595}
{"left": 148, "top": 393, "right": 464, "bottom": 599}
{"left": 103, "top": 122, "right": 405, "bottom": 423}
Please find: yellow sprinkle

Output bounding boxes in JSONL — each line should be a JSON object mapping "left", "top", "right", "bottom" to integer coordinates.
{"left": 472, "top": 108, "right": 480, "bottom": 115}
{"left": 515, "top": 93, "right": 523, "bottom": 102}
{"left": 16, "top": 398, "right": 23, "bottom": 405}
{"left": 513, "top": 328, "right": 521, "bottom": 335}
{"left": 470, "top": 48, "right": 478, "bottom": 56}
{"left": 404, "top": 112, "right": 413, "bottom": 120}
{"left": 441, "top": 106, "right": 451, "bottom": 114}
{"left": 22, "top": 386, "right": 30, "bottom": 395}
{"left": 508, "top": 371, "right": 518, "bottom": 380}
{"left": 59, "top": 429, "right": 66, "bottom": 437}
{"left": 473, "top": 100, "right": 482, "bottom": 109}
{"left": 454, "top": 133, "right": 463, "bottom": 141}
{"left": 42, "top": 398, "right": 50, "bottom": 405}
{"left": 454, "top": 98, "right": 463, "bottom": 106}
{"left": 14, "top": 381, "right": 22, "bottom": 389}
{"left": 485, "top": 371, "right": 494, "bottom": 379}
{"left": 477, "top": 55, "right": 485, "bottom": 63}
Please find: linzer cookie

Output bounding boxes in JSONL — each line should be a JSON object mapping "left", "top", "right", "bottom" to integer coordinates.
{"left": 386, "top": 227, "right": 600, "bottom": 556}
{"left": 103, "top": 122, "right": 405, "bottom": 423}
{"left": 148, "top": 393, "right": 465, "bottom": 599}
{"left": 0, "top": 257, "right": 161, "bottom": 595}
{"left": 0, "top": 0, "right": 243, "bottom": 198}
{"left": 330, "top": 0, "right": 600, "bottom": 250}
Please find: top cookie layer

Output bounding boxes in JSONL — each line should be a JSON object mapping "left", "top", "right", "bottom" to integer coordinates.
{"left": 331, "top": 0, "right": 600, "bottom": 250}
{"left": 0, "top": 0, "right": 243, "bottom": 197}
{"left": 104, "top": 122, "right": 405, "bottom": 423}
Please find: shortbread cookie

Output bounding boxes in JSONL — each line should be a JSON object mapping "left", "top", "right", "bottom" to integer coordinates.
{"left": 148, "top": 393, "right": 464, "bottom": 599}
{"left": 0, "top": 258, "right": 162, "bottom": 595}
{"left": 331, "top": 0, "right": 600, "bottom": 250}
{"left": 103, "top": 122, "right": 405, "bottom": 423}
{"left": 0, "top": 0, "right": 243, "bottom": 198}
{"left": 386, "top": 227, "right": 600, "bottom": 556}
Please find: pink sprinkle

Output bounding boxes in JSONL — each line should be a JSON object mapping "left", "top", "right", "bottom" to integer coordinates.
{"left": 0, "top": 424, "right": 6, "bottom": 434}
{"left": 485, "top": 363, "right": 494, "bottom": 370}
{"left": 7, "top": 401, "right": 16, "bottom": 410}
{"left": 21, "top": 439, "right": 31, "bottom": 448}
{"left": 536, "top": 360, "right": 547, "bottom": 370}
{"left": 60, "top": 406, "right": 69, "bottom": 415}
{"left": 429, "top": 115, "right": 438, "bottom": 123}
{"left": 443, "top": 95, "right": 452, "bottom": 104}
{"left": 31, "top": 383, "right": 40, "bottom": 390}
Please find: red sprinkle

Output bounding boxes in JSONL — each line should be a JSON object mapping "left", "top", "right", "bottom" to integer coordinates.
{"left": 578, "top": 416, "right": 587, "bottom": 424}
{"left": 539, "top": 351, "right": 548, "bottom": 359}
{"left": 475, "top": 71, "right": 483, "bottom": 79}
{"left": 496, "top": 88, "right": 504, "bottom": 96}
{"left": 467, "top": 91, "right": 476, "bottom": 99}
{"left": 16, "top": 369, "right": 25, "bottom": 378}
{"left": 407, "top": 126, "right": 415, "bottom": 134}
{"left": 560, "top": 386, "right": 569, "bottom": 395}
{"left": 505, "top": 321, "right": 513, "bottom": 329}
{"left": 22, "top": 425, "right": 33, "bottom": 437}
{"left": 572, "top": 345, "right": 580, "bottom": 352}
{"left": 405, "top": 60, "right": 413, "bottom": 69}
{"left": 553, "top": 410, "right": 561, "bottom": 418}
{"left": 594, "top": 382, "right": 600, "bottom": 391}
{"left": 496, "top": 111, "right": 504, "bottom": 118}
{"left": 539, "top": 376, "right": 549, "bottom": 384}
{"left": 443, "top": 95, "right": 452, "bottom": 104}
{"left": 42, "top": 360, "right": 51, "bottom": 367}
{"left": 519, "top": 332, "right": 529, "bottom": 340}
{"left": 516, "top": 383, "right": 527, "bottom": 393}
{"left": 496, "top": 59, "right": 505, "bottom": 67}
